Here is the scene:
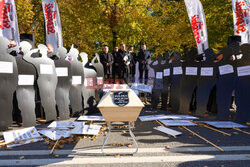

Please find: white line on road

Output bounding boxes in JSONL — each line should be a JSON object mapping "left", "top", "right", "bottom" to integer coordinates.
{"left": 0, "top": 154, "right": 249, "bottom": 166}
{"left": 1, "top": 146, "right": 250, "bottom": 156}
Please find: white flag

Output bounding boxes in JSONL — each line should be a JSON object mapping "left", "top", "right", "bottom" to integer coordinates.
{"left": 184, "top": 0, "right": 209, "bottom": 55}
{"left": 0, "top": 0, "right": 20, "bottom": 45}
{"left": 232, "top": 0, "right": 250, "bottom": 44}
{"left": 42, "top": 0, "right": 63, "bottom": 52}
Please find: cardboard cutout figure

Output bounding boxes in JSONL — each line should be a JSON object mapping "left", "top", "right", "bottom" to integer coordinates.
{"left": 195, "top": 48, "right": 217, "bottom": 116}
{"left": 235, "top": 44, "right": 250, "bottom": 122}
{"left": 68, "top": 47, "right": 84, "bottom": 116}
{"left": 81, "top": 52, "right": 98, "bottom": 114}
{"left": 91, "top": 53, "right": 104, "bottom": 78}
{"left": 91, "top": 53, "right": 104, "bottom": 100}
{"left": 54, "top": 47, "right": 72, "bottom": 120}
{"left": 216, "top": 47, "right": 236, "bottom": 121}
{"left": 169, "top": 52, "right": 182, "bottom": 112}
{"left": 162, "top": 53, "right": 171, "bottom": 110}
{"left": 15, "top": 42, "right": 37, "bottom": 126}
{"left": 149, "top": 55, "right": 164, "bottom": 109}
{"left": 179, "top": 48, "right": 199, "bottom": 114}
{"left": 147, "top": 58, "right": 155, "bottom": 85}
{"left": 0, "top": 37, "right": 18, "bottom": 130}
{"left": 23, "top": 44, "right": 57, "bottom": 122}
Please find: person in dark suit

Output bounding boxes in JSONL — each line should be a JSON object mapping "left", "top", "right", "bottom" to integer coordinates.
{"left": 128, "top": 46, "right": 137, "bottom": 81}
{"left": 138, "top": 42, "right": 150, "bottom": 84}
{"left": 100, "top": 45, "right": 113, "bottom": 80}
{"left": 118, "top": 43, "right": 129, "bottom": 83}
{"left": 112, "top": 46, "right": 123, "bottom": 83}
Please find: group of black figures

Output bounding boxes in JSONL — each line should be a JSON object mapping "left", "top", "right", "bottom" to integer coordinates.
{"left": 0, "top": 37, "right": 104, "bottom": 130}
{"left": 0, "top": 35, "right": 249, "bottom": 130}
{"left": 150, "top": 36, "right": 250, "bottom": 123}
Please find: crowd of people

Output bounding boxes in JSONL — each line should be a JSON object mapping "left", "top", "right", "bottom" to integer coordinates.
{"left": 99, "top": 42, "right": 151, "bottom": 84}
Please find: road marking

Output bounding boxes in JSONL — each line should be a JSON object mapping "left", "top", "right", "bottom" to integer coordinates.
{"left": 0, "top": 154, "right": 249, "bottom": 166}
{"left": 0, "top": 146, "right": 250, "bottom": 156}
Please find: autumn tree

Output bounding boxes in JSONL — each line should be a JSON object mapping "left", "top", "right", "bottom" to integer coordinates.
{"left": 16, "top": 0, "right": 235, "bottom": 56}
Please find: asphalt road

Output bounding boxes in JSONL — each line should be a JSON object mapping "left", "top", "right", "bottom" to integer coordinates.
{"left": 0, "top": 108, "right": 249, "bottom": 167}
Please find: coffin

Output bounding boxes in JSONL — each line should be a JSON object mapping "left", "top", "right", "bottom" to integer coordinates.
{"left": 97, "top": 84, "right": 144, "bottom": 123}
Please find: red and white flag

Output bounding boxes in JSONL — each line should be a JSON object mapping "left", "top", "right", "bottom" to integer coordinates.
{"left": 42, "top": 0, "right": 63, "bottom": 52}
{"left": 0, "top": 0, "right": 20, "bottom": 45}
{"left": 184, "top": 0, "right": 209, "bottom": 55}
{"left": 232, "top": 0, "right": 250, "bottom": 44}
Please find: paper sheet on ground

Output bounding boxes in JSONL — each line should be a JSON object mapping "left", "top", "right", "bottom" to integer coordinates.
{"left": 3, "top": 127, "right": 43, "bottom": 147}
{"left": 139, "top": 115, "right": 171, "bottom": 122}
{"left": 71, "top": 124, "right": 102, "bottom": 135}
{"left": 6, "top": 138, "right": 43, "bottom": 148}
{"left": 203, "top": 121, "right": 248, "bottom": 129}
{"left": 48, "top": 121, "right": 82, "bottom": 129}
{"left": 38, "top": 130, "right": 72, "bottom": 140}
{"left": 131, "top": 83, "right": 153, "bottom": 93}
{"left": 77, "top": 115, "right": 105, "bottom": 121}
{"left": 154, "top": 126, "right": 182, "bottom": 136}
{"left": 160, "top": 120, "right": 196, "bottom": 126}
{"left": 139, "top": 115, "right": 198, "bottom": 122}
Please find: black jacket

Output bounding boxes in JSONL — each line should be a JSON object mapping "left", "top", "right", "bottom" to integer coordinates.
{"left": 100, "top": 52, "right": 113, "bottom": 75}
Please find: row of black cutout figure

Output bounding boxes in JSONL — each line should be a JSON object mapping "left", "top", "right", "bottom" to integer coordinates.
{"left": 150, "top": 39, "right": 250, "bottom": 123}
{"left": 0, "top": 37, "right": 104, "bottom": 130}
{"left": 1, "top": 35, "right": 250, "bottom": 130}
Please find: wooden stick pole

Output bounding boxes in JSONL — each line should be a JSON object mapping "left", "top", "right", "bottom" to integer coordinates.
{"left": 50, "top": 139, "right": 59, "bottom": 155}
{"left": 181, "top": 126, "right": 224, "bottom": 152}
{"left": 233, "top": 127, "right": 250, "bottom": 135}
{"left": 156, "top": 120, "right": 177, "bottom": 138}
{"left": 192, "top": 121, "right": 231, "bottom": 136}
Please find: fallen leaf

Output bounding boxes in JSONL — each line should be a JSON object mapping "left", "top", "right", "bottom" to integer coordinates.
{"left": 55, "top": 155, "right": 59, "bottom": 158}
{"left": 127, "top": 144, "right": 132, "bottom": 148}
{"left": 19, "top": 156, "right": 24, "bottom": 159}
{"left": 49, "top": 141, "right": 54, "bottom": 148}
{"left": 165, "top": 145, "right": 170, "bottom": 149}
{"left": 122, "top": 130, "right": 126, "bottom": 134}
{"left": 59, "top": 145, "right": 64, "bottom": 149}
{"left": 114, "top": 154, "right": 120, "bottom": 158}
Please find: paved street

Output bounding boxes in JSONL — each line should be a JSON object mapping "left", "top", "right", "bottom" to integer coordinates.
{"left": 0, "top": 108, "right": 249, "bottom": 167}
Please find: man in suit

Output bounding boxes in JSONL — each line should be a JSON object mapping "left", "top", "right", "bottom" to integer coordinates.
{"left": 118, "top": 43, "right": 129, "bottom": 83}
{"left": 128, "top": 46, "right": 137, "bottom": 81}
{"left": 112, "top": 46, "right": 123, "bottom": 83}
{"left": 138, "top": 42, "right": 150, "bottom": 84}
{"left": 100, "top": 45, "right": 113, "bottom": 81}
